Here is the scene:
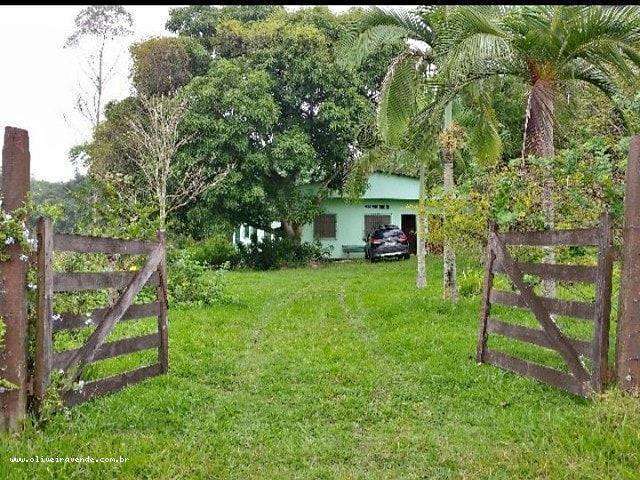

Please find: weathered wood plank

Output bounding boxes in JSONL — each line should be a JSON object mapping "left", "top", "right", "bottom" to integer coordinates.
{"left": 156, "top": 231, "right": 169, "bottom": 374}
{"left": 487, "top": 318, "right": 592, "bottom": 357}
{"left": 484, "top": 349, "right": 589, "bottom": 397}
{"left": 62, "top": 363, "right": 162, "bottom": 407}
{"left": 54, "top": 302, "right": 160, "bottom": 332}
{"left": 53, "top": 271, "right": 159, "bottom": 292}
{"left": 34, "top": 218, "right": 54, "bottom": 411}
{"left": 490, "top": 233, "right": 591, "bottom": 383}
{"left": 52, "top": 333, "right": 160, "bottom": 370}
{"left": 53, "top": 233, "right": 158, "bottom": 255}
{"left": 497, "top": 228, "right": 601, "bottom": 247}
{"left": 592, "top": 212, "right": 614, "bottom": 392}
{"left": 492, "top": 261, "right": 597, "bottom": 283}
{"left": 490, "top": 290, "right": 595, "bottom": 320}
{"left": 1, "top": 126, "right": 31, "bottom": 432}
{"left": 62, "top": 242, "right": 164, "bottom": 380}
{"left": 477, "top": 224, "right": 497, "bottom": 363}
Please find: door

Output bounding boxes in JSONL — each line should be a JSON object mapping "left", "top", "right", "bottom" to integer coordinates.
{"left": 401, "top": 214, "right": 417, "bottom": 254}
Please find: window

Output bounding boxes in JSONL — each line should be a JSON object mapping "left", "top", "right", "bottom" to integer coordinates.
{"left": 314, "top": 214, "right": 337, "bottom": 239}
{"left": 243, "top": 225, "right": 250, "bottom": 238}
{"left": 364, "top": 215, "right": 391, "bottom": 237}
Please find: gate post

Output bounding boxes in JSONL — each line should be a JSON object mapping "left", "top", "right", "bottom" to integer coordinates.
{"left": 1, "top": 127, "right": 31, "bottom": 432}
{"left": 617, "top": 135, "right": 640, "bottom": 394}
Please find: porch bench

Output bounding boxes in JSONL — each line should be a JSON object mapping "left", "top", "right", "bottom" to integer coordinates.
{"left": 342, "top": 245, "right": 366, "bottom": 254}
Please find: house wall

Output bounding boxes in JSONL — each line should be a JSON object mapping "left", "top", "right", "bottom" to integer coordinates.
{"left": 300, "top": 198, "right": 418, "bottom": 259}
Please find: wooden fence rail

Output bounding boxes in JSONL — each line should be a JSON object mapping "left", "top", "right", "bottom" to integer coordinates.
{"left": 476, "top": 213, "right": 614, "bottom": 397}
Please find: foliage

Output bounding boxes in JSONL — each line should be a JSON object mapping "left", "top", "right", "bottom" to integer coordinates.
{"left": 166, "top": 5, "right": 284, "bottom": 51}
{"left": 65, "top": 5, "right": 133, "bottom": 47}
{"left": 69, "top": 173, "right": 160, "bottom": 241}
{"left": 0, "top": 202, "right": 35, "bottom": 262}
{"left": 457, "top": 268, "right": 484, "bottom": 297}
{"left": 236, "top": 236, "right": 328, "bottom": 271}
{"left": 130, "top": 37, "right": 210, "bottom": 96}
{"left": 166, "top": 247, "right": 228, "bottom": 307}
{"left": 434, "top": 5, "right": 640, "bottom": 157}
{"left": 427, "top": 136, "right": 627, "bottom": 258}
{"left": 173, "top": 8, "right": 381, "bottom": 238}
{"left": 188, "top": 235, "right": 238, "bottom": 268}
{"left": 31, "top": 177, "right": 88, "bottom": 233}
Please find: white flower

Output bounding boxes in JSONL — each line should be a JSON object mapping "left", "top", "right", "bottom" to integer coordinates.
{"left": 3, "top": 212, "right": 12, "bottom": 220}
{"left": 85, "top": 312, "right": 92, "bottom": 317}
{"left": 28, "top": 238, "right": 37, "bottom": 247}
{"left": 19, "top": 254, "right": 29, "bottom": 262}
{"left": 58, "top": 369, "right": 64, "bottom": 375}
{"left": 27, "top": 283, "right": 36, "bottom": 290}
{"left": 52, "top": 313, "right": 61, "bottom": 321}
{"left": 75, "top": 380, "right": 85, "bottom": 391}
{"left": 4, "top": 237, "right": 15, "bottom": 245}
{"left": 84, "top": 318, "right": 93, "bottom": 326}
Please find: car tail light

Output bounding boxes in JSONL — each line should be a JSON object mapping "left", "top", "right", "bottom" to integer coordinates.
{"left": 372, "top": 238, "right": 383, "bottom": 245}
{"left": 398, "top": 233, "right": 407, "bottom": 243}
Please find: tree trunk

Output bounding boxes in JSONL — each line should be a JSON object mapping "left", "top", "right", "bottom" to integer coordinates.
{"left": 416, "top": 163, "right": 427, "bottom": 289}
{"left": 281, "top": 220, "right": 302, "bottom": 243}
{"left": 442, "top": 157, "right": 458, "bottom": 302}
{"left": 442, "top": 102, "right": 458, "bottom": 301}
{"left": 522, "top": 78, "right": 556, "bottom": 297}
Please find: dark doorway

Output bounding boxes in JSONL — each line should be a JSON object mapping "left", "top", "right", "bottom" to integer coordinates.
{"left": 401, "top": 214, "right": 417, "bottom": 254}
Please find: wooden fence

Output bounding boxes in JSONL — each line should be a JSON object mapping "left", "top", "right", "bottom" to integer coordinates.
{"left": 476, "top": 213, "right": 614, "bottom": 397}
{"left": 33, "top": 218, "right": 169, "bottom": 407}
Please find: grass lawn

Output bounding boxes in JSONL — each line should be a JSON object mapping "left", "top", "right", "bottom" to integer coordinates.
{"left": 2, "top": 256, "right": 639, "bottom": 479}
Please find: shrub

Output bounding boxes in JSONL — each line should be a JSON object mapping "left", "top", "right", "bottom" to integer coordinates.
{"left": 237, "top": 236, "right": 328, "bottom": 270}
{"left": 188, "top": 235, "right": 238, "bottom": 267}
{"left": 167, "top": 247, "right": 228, "bottom": 307}
{"left": 458, "top": 269, "right": 484, "bottom": 298}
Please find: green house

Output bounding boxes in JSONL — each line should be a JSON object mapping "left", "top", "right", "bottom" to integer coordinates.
{"left": 300, "top": 172, "right": 419, "bottom": 259}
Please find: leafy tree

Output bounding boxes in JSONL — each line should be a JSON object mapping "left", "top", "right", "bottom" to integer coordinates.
{"left": 166, "top": 5, "right": 284, "bottom": 52}
{"left": 130, "top": 37, "right": 210, "bottom": 96}
{"left": 436, "top": 5, "right": 640, "bottom": 295}
{"left": 175, "top": 9, "right": 375, "bottom": 240}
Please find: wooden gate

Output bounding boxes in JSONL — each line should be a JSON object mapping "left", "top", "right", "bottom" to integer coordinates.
{"left": 476, "top": 213, "right": 614, "bottom": 397}
{"left": 33, "top": 218, "right": 169, "bottom": 408}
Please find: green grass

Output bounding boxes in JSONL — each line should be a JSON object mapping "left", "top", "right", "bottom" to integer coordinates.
{"left": 2, "top": 257, "right": 639, "bottom": 479}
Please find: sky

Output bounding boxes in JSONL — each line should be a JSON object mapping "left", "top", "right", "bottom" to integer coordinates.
{"left": 0, "top": 5, "right": 362, "bottom": 182}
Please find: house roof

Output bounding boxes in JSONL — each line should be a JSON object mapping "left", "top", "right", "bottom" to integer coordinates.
{"left": 329, "top": 172, "right": 420, "bottom": 201}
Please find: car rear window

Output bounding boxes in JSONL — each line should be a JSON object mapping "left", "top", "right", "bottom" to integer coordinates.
{"left": 372, "top": 228, "right": 402, "bottom": 239}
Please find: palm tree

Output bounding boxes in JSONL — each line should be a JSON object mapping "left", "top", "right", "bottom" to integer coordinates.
{"left": 340, "top": 7, "right": 501, "bottom": 294}
{"left": 435, "top": 5, "right": 640, "bottom": 295}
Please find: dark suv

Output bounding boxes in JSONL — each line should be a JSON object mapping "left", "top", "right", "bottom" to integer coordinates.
{"left": 364, "top": 225, "right": 410, "bottom": 262}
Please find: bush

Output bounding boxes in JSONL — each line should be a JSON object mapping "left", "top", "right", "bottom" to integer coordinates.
{"left": 188, "top": 235, "right": 238, "bottom": 267}
{"left": 167, "top": 247, "right": 228, "bottom": 307}
{"left": 458, "top": 269, "right": 484, "bottom": 298}
{"left": 237, "top": 236, "right": 328, "bottom": 270}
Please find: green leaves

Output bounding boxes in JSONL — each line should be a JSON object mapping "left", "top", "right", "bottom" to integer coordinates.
{"left": 377, "top": 52, "right": 421, "bottom": 147}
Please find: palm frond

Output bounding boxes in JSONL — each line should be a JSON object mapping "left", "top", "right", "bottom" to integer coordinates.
{"left": 377, "top": 52, "right": 421, "bottom": 147}
{"left": 337, "top": 6, "right": 432, "bottom": 69}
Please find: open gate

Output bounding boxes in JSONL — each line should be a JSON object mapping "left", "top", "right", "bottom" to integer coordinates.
{"left": 33, "top": 217, "right": 169, "bottom": 408}
{"left": 476, "top": 213, "right": 614, "bottom": 397}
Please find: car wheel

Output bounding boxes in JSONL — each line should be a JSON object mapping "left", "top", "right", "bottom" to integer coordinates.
{"left": 403, "top": 253, "right": 410, "bottom": 260}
